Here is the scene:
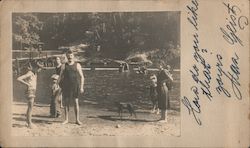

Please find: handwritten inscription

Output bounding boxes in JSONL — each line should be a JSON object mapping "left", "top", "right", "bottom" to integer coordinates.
{"left": 182, "top": 0, "right": 213, "bottom": 125}
{"left": 220, "top": 2, "right": 249, "bottom": 46}
{"left": 183, "top": 1, "right": 246, "bottom": 126}
{"left": 190, "top": 33, "right": 212, "bottom": 101}
{"left": 187, "top": 0, "right": 198, "bottom": 31}
{"left": 182, "top": 86, "right": 202, "bottom": 125}
{"left": 216, "top": 53, "right": 241, "bottom": 100}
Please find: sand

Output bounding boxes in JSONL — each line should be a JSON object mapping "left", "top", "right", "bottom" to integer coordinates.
{"left": 12, "top": 101, "right": 180, "bottom": 137}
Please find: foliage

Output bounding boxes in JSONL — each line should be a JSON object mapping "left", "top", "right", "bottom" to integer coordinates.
{"left": 12, "top": 14, "right": 43, "bottom": 50}
{"left": 13, "top": 12, "right": 180, "bottom": 67}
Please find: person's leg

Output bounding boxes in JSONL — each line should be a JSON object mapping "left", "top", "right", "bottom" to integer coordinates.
{"left": 156, "top": 98, "right": 160, "bottom": 114}
{"left": 159, "top": 87, "right": 168, "bottom": 122}
{"left": 159, "top": 109, "right": 167, "bottom": 123}
{"left": 62, "top": 98, "right": 69, "bottom": 124}
{"left": 74, "top": 98, "right": 82, "bottom": 125}
{"left": 161, "top": 110, "right": 166, "bottom": 119}
{"left": 59, "top": 93, "right": 64, "bottom": 108}
{"left": 159, "top": 107, "right": 167, "bottom": 122}
{"left": 51, "top": 96, "right": 57, "bottom": 117}
{"left": 156, "top": 108, "right": 160, "bottom": 114}
{"left": 27, "top": 97, "right": 35, "bottom": 128}
{"left": 151, "top": 99, "right": 156, "bottom": 113}
{"left": 50, "top": 97, "right": 54, "bottom": 117}
{"left": 55, "top": 95, "right": 61, "bottom": 117}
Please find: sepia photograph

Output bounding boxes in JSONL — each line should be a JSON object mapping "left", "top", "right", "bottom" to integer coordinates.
{"left": 12, "top": 12, "right": 181, "bottom": 136}
{"left": 0, "top": 0, "right": 248, "bottom": 147}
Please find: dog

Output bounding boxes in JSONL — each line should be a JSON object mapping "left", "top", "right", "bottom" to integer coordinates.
{"left": 115, "top": 102, "right": 137, "bottom": 119}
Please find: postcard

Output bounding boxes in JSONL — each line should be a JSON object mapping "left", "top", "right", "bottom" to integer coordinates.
{"left": 0, "top": 0, "right": 249, "bottom": 147}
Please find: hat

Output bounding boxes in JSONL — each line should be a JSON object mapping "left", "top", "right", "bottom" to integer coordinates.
{"left": 51, "top": 74, "right": 59, "bottom": 80}
{"left": 150, "top": 75, "right": 157, "bottom": 80}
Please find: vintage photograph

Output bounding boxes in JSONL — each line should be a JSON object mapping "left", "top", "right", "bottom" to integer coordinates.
{"left": 12, "top": 12, "right": 181, "bottom": 136}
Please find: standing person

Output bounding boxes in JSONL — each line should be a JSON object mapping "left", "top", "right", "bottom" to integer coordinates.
{"left": 58, "top": 50, "right": 84, "bottom": 125}
{"left": 156, "top": 63, "right": 173, "bottom": 123}
{"left": 49, "top": 74, "right": 62, "bottom": 118}
{"left": 119, "top": 63, "right": 124, "bottom": 72}
{"left": 149, "top": 74, "right": 159, "bottom": 114}
{"left": 17, "top": 61, "right": 42, "bottom": 128}
{"left": 55, "top": 56, "right": 62, "bottom": 75}
{"left": 55, "top": 56, "right": 63, "bottom": 108}
{"left": 50, "top": 56, "right": 63, "bottom": 117}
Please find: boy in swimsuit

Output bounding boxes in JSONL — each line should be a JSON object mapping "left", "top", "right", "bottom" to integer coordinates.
{"left": 17, "top": 61, "right": 42, "bottom": 128}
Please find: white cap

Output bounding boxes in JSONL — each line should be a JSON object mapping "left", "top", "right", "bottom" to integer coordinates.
{"left": 51, "top": 74, "right": 59, "bottom": 80}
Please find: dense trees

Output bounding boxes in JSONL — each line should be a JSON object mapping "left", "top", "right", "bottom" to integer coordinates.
{"left": 12, "top": 14, "right": 44, "bottom": 50}
{"left": 12, "top": 12, "right": 180, "bottom": 67}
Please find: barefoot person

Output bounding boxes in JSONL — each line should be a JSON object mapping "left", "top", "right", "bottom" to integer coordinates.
{"left": 58, "top": 50, "right": 84, "bottom": 125}
{"left": 50, "top": 74, "right": 62, "bottom": 118}
{"left": 156, "top": 63, "right": 173, "bottom": 123}
{"left": 149, "top": 74, "right": 159, "bottom": 114}
{"left": 55, "top": 56, "right": 63, "bottom": 108}
{"left": 17, "top": 61, "right": 42, "bottom": 128}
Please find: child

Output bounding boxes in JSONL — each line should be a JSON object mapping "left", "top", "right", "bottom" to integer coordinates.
{"left": 17, "top": 61, "right": 42, "bottom": 128}
{"left": 55, "top": 56, "right": 63, "bottom": 108}
{"left": 149, "top": 74, "right": 159, "bottom": 114}
{"left": 50, "top": 74, "right": 62, "bottom": 118}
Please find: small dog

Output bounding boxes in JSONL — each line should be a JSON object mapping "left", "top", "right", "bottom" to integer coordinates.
{"left": 115, "top": 102, "right": 137, "bottom": 119}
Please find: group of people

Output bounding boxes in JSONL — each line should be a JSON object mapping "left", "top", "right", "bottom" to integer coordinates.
{"left": 119, "top": 62, "right": 130, "bottom": 72}
{"left": 149, "top": 64, "right": 173, "bottom": 122}
{"left": 17, "top": 50, "right": 84, "bottom": 128}
{"left": 17, "top": 49, "right": 173, "bottom": 128}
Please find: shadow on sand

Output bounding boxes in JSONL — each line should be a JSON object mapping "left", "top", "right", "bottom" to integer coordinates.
{"left": 87, "top": 115, "right": 159, "bottom": 122}
{"left": 12, "top": 113, "right": 63, "bottom": 128}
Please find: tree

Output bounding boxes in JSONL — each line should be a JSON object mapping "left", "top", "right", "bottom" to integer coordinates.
{"left": 13, "top": 13, "right": 43, "bottom": 50}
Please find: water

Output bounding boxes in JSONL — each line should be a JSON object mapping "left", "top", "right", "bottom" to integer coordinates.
{"left": 13, "top": 69, "right": 180, "bottom": 111}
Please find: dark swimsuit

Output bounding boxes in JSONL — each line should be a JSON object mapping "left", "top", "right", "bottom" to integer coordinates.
{"left": 61, "top": 63, "right": 81, "bottom": 100}
{"left": 157, "top": 69, "right": 171, "bottom": 110}
{"left": 55, "top": 65, "right": 61, "bottom": 75}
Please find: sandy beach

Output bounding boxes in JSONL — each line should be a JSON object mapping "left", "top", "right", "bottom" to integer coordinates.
{"left": 12, "top": 70, "right": 180, "bottom": 136}
{"left": 12, "top": 101, "right": 180, "bottom": 136}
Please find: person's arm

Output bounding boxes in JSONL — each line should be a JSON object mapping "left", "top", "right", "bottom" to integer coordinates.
{"left": 52, "top": 84, "right": 56, "bottom": 95}
{"left": 164, "top": 69, "right": 173, "bottom": 81}
{"left": 52, "top": 84, "right": 61, "bottom": 96}
{"left": 17, "top": 71, "right": 32, "bottom": 86}
{"left": 77, "top": 63, "right": 84, "bottom": 93}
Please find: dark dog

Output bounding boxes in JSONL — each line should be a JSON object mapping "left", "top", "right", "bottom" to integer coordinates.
{"left": 115, "top": 102, "right": 137, "bottom": 119}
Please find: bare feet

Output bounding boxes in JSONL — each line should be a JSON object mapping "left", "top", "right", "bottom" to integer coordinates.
{"left": 156, "top": 109, "right": 160, "bottom": 114}
{"left": 62, "top": 120, "right": 69, "bottom": 124}
{"left": 27, "top": 123, "right": 36, "bottom": 129}
{"left": 150, "top": 109, "right": 156, "bottom": 114}
{"left": 158, "top": 119, "right": 167, "bottom": 123}
{"left": 76, "top": 120, "right": 82, "bottom": 125}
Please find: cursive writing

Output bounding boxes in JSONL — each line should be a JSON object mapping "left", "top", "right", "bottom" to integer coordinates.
{"left": 182, "top": 86, "right": 202, "bottom": 125}
{"left": 190, "top": 36, "right": 212, "bottom": 101}
{"left": 183, "top": 0, "right": 213, "bottom": 126}
{"left": 215, "top": 52, "right": 241, "bottom": 100}
{"left": 220, "top": 2, "right": 249, "bottom": 46}
{"left": 187, "top": 0, "right": 199, "bottom": 31}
